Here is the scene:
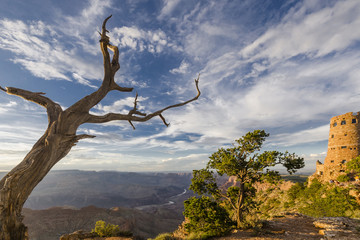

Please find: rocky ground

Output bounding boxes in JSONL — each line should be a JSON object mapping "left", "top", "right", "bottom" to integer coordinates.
{"left": 216, "top": 213, "right": 360, "bottom": 240}
{"left": 60, "top": 213, "right": 360, "bottom": 240}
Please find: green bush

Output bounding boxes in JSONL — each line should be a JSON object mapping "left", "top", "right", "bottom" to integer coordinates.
{"left": 150, "top": 232, "right": 177, "bottom": 240}
{"left": 347, "top": 156, "right": 360, "bottom": 173}
{"left": 183, "top": 196, "right": 234, "bottom": 238}
{"left": 298, "top": 181, "right": 360, "bottom": 218}
{"left": 337, "top": 174, "right": 350, "bottom": 182}
{"left": 186, "top": 231, "right": 215, "bottom": 240}
{"left": 287, "top": 182, "right": 305, "bottom": 200}
{"left": 91, "top": 220, "right": 131, "bottom": 237}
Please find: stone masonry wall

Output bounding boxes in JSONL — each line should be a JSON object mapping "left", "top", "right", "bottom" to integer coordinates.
{"left": 315, "top": 112, "right": 360, "bottom": 181}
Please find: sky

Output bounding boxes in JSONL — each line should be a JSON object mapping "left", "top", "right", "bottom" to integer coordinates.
{"left": 0, "top": 0, "right": 360, "bottom": 173}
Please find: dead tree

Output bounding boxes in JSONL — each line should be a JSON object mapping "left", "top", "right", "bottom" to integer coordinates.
{"left": 0, "top": 15, "right": 200, "bottom": 240}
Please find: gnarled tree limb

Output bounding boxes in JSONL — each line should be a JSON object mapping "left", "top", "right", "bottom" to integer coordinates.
{"left": 2, "top": 87, "right": 62, "bottom": 124}
{"left": 86, "top": 75, "right": 200, "bottom": 126}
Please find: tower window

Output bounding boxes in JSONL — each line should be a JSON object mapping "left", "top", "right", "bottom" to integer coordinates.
{"left": 341, "top": 160, "right": 347, "bottom": 164}
{"left": 319, "top": 171, "right": 323, "bottom": 175}
{"left": 340, "top": 170, "right": 345, "bottom": 172}
{"left": 341, "top": 120, "right": 346, "bottom": 125}
{"left": 352, "top": 119, "right": 357, "bottom": 123}
{"left": 333, "top": 122, "right": 337, "bottom": 127}
{"left": 331, "top": 134, "right": 334, "bottom": 138}
{"left": 344, "top": 133, "right": 347, "bottom": 136}
{"left": 341, "top": 146, "right": 347, "bottom": 149}
{"left": 330, "top": 160, "right": 334, "bottom": 163}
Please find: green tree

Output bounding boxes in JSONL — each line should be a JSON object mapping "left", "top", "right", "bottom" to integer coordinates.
{"left": 190, "top": 130, "right": 304, "bottom": 228}
{"left": 183, "top": 196, "right": 233, "bottom": 237}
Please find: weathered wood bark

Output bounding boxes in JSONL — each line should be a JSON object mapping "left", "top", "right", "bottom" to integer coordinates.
{"left": 0, "top": 15, "right": 200, "bottom": 240}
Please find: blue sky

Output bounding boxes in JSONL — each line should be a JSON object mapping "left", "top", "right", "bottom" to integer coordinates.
{"left": 0, "top": 0, "right": 360, "bottom": 172}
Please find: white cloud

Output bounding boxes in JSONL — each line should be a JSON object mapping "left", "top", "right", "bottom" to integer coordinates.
{"left": 241, "top": 0, "right": 360, "bottom": 60}
{"left": 158, "top": 0, "right": 181, "bottom": 20}
{"left": 269, "top": 125, "right": 329, "bottom": 147}
{"left": 72, "top": 73, "right": 98, "bottom": 89}
{"left": 179, "top": 0, "right": 360, "bottom": 153}
{"left": 170, "top": 60, "right": 190, "bottom": 74}
{"left": 60, "top": 0, "right": 112, "bottom": 37}
{"left": 0, "top": 0, "right": 112, "bottom": 87}
{"left": 0, "top": 18, "right": 103, "bottom": 85}
{"left": 110, "top": 26, "right": 173, "bottom": 53}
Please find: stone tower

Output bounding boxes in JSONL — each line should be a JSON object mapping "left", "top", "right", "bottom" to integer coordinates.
{"left": 314, "top": 112, "right": 360, "bottom": 182}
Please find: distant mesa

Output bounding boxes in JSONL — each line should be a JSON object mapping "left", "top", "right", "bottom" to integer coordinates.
{"left": 311, "top": 112, "right": 360, "bottom": 182}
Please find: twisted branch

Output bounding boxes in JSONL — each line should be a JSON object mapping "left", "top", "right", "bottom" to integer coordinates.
{"left": 86, "top": 75, "right": 200, "bottom": 126}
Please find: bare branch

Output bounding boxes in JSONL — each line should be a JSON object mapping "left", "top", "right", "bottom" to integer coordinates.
{"left": 66, "top": 16, "right": 133, "bottom": 114}
{"left": 128, "top": 92, "right": 146, "bottom": 117}
{"left": 111, "top": 84, "right": 133, "bottom": 92}
{"left": 159, "top": 114, "right": 169, "bottom": 127}
{"left": 85, "top": 76, "right": 201, "bottom": 125}
{"left": 128, "top": 120, "right": 136, "bottom": 130}
{"left": 3, "top": 87, "right": 52, "bottom": 108}
{"left": 76, "top": 134, "right": 96, "bottom": 141}
{"left": 144, "top": 74, "right": 200, "bottom": 125}
{"left": 101, "top": 15, "right": 112, "bottom": 37}
{"left": 107, "top": 44, "right": 120, "bottom": 72}
{"left": 1, "top": 87, "right": 62, "bottom": 126}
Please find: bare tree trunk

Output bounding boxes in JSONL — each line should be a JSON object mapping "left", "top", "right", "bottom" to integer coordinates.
{"left": 0, "top": 15, "right": 200, "bottom": 240}
{"left": 0, "top": 112, "right": 91, "bottom": 239}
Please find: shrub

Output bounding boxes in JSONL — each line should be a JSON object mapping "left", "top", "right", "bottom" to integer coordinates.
{"left": 347, "top": 156, "right": 360, "bottom": 173}
{"left": 287, "top": 182, "right": 305, "bottom": 201}
{"left": 183, "top": 196, "right": 234, "bottom": 238}
{"left": 300, "top": 184, "right": 359, "bottom": 217}
{"left": 337, "top": 174, "right": 350, "bottom": 182}
{"left": 92, "top": 220, "right": 129, "bottom": 237}
{"left": 151, "top": 232, "right": 177, "bottom": 240}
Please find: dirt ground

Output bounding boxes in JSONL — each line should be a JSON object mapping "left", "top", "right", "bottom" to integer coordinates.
{"left": 216, "top": 213, "right": 324, "bottom": 240}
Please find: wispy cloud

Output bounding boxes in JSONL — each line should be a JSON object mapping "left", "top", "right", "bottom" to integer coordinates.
{"left": 240, "top": 0, "right": 360, "bottom": 60}
{"left": 170, "top": 60, "right": 189, "bottom": 74}
{"left": 0, "top": 0, "right": 114, "bottom": 88}
{"left": 269, "top": 125, "right": 329, "bottom": 147}
{"left": 147, "top": 0, "right": 360, "bottom": 157}
{"left": 158, "top": 0, "right": 182, "bottom": 20}
{"left": 0, "top": 18, "right": 102, "bottom": 87}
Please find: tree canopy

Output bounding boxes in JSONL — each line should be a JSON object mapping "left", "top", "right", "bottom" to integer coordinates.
{"left": 187, "top": 130, "right": 304, "bottom": 229}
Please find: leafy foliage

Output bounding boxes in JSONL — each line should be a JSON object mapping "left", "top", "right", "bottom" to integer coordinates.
{"left": 285, "top": 179, "right": 360, "bottom": 218}
{"left": 151, "top": 232, "right": 178, "bottom": 240}
{"left": 337, "top": 174, "right": 350, "bottom": 182}
{"left": 347, "top": 156, "right": 360, "bottom": 174}
{"left": 92, "top": 220, "right": 132, "bottom": 237}
{"left": 188, "top": 130, "right": 304, "bottom": 229}
{"left": 183, "top": 196, "right": 234, "bottom": 237}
